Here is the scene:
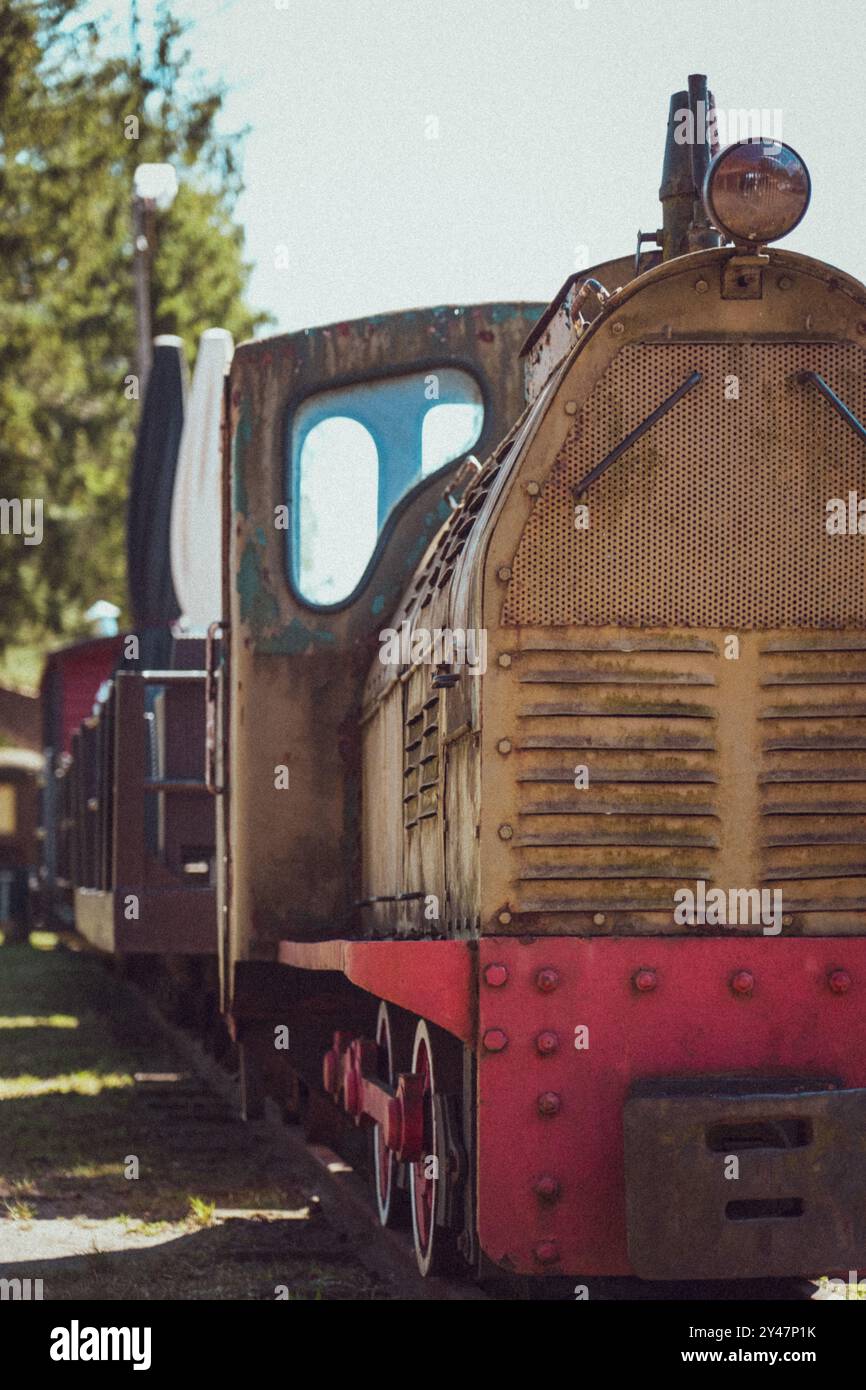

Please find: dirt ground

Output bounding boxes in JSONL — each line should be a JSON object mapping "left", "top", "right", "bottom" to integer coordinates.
{"left": 0, "top": 935, "right": 406, "bottom": 1300}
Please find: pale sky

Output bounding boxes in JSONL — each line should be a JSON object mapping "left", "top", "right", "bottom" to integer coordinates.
{"left": 121, "top": 0, "right": 866, "bottom": 334}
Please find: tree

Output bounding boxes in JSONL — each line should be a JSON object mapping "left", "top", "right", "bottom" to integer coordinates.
{"left": 0, "top": 0, "right": 269, "bottom": 668}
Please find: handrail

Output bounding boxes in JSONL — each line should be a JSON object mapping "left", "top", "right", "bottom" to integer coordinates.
{"left": 573, "top": 370, "right": 703, "bottom": 496}
{"left": 800, "top": 371, "right": 866, "bottom": 446}
{"left": 205, "top": 621, "right": 226, "bottom": 796}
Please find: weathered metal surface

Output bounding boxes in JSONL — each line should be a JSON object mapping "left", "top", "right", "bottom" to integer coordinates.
{"left": 659, "top": 80, "right": 722, "bottom": 260}
{"left": 624, "top": 1081, "right": 866, "bottom": 1279}
{"left": 277, "top": 938, "right": 474, "bottom": 1042}
{"left": 479, "top": 629, "right": 866, "bottom": 933}
{"left": 520, "top": 256, "right": 639, "bottom": 404}
{"left": 506, "top": 339, "right": 866, "bottom": 627}
{"left": 476, "top": 934, "right": 866, "bottom": 1275}
{"left": 226, "top": 303, "right": 541, "bottom": 1014}
{"left": 479, "top": 247, "right": 866, "bottom": 938}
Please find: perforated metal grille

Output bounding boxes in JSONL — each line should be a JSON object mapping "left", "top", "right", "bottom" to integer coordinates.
{"left": 504, "top": 343, "right": 866, "bottom": 629}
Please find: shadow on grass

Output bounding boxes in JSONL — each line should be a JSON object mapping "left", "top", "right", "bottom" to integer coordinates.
{"left": 0, "top": 1216, "right": 390, "bottom": 1300}
{"left": 0, "top": 943, "right": 288, "bottom": 1219}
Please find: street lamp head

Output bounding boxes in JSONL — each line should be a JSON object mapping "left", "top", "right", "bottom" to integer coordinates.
{"left": 85, "top": 600, "right": 121, "bottom": 637}
{"left": 133, "top": 163, "right": 179, "bottom": 210}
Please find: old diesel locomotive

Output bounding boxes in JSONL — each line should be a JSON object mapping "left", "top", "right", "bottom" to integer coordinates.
{"left": 56, "top": 76, "right": 866, "bottom": 1284}
{"left": 222, "top": 85, "right": 866, "bottom": 1278}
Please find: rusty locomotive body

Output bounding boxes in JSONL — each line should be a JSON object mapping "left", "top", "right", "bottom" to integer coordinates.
{"left": 50, "top": 78, "right": 866, "bottom": 1283}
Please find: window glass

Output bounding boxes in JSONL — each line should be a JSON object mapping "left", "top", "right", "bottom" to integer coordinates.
{"left": 291, "top": 368, "right": 483, "bottom": 606}
{"left": 421, "top": 401, "right": 484, "bottom": 476}
{"left": 297, "top": 417, "right": 378, "bottom": 605}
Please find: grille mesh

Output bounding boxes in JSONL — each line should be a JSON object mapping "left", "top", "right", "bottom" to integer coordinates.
{"left": 504, "top": 343, "right": 866, "bottom": 629}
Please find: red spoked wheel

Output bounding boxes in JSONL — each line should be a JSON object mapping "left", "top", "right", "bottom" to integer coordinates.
{"left": 409, "top": 1018, "right": 461, "bottom": 1276}
{"left": 371, "top": 1001, "right": 406, "bottom": 1227}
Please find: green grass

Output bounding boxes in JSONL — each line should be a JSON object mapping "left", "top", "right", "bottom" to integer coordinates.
{"left": 0, "top": 939, "right": 393, "bottom": 1299}
{"left": 186, "top": 1195, "right": 216, "bottom": 1228}
{"left": 3, "top": 1198, "right": 35, "bottom": 1220}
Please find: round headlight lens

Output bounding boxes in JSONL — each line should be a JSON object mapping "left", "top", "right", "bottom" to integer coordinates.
{"left": 703, "top": 140, "right": 811, "bottom": 244}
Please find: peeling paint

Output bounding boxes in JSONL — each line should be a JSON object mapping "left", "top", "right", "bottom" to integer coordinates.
{"left": 237, "top": 541, "right": 279, "bottom": 629}
{"left": 258, "top": 619, "right": 337, "bottom": 656}
{"left": 233, "top": 402, "right": 253, "bottom": 516}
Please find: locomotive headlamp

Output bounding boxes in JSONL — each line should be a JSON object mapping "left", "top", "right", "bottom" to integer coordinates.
{"left": 702, "top": 139, "right": 811, "bottom": 245}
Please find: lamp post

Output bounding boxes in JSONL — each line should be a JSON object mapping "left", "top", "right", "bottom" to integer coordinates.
{"left": 132, "top": 163, "right": 179, "bottom": 398}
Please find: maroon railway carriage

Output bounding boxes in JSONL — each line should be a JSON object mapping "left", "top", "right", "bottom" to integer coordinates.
{"left": 0, "top": 683, "right": 41, "bottom": 944}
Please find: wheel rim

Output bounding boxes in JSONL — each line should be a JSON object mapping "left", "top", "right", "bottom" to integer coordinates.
{"left": 372, "top": 1003, "right": 394, "bottom": 1225}
{"left": 409, "top": 1021, "right": 437, "bottom": 1273}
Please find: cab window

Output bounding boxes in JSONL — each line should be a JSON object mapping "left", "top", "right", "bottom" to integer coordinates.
{"left": 291, "top": 367, "right": 483, "bottom": 606}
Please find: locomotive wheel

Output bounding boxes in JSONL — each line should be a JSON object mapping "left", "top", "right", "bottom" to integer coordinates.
{"left": 409, "top": 1018, "right": 462, "bottom": 1276}
{"left": 371, "top": 1002, "right": 408, "bottom": 1227}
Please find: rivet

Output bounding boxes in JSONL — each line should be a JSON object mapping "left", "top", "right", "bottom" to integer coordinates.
{"left": 537, "top": 1091, "right": 561, "bottom": 1117}
{"left": 497, "top": 738, "right": 512, "bottom": 754}
{"left": 534, "top": 1240, "right": 561, "bottom": 1266}
{"left": 497, "top": 565, "right": 512, "bottom": 581}
{"left": 731, "top": 970, "right": 754, "bottom": 996}
{"left": 535, "top": 967, "right": 560, "bottom": 993}
{"left": 526, "top": 480, "right": 540, "bottom": 496}
{"left": 695, "top": 278, "right": 709, "bottom": 294}
{"left": 633, "top": 968, "right": 657, "bottom": 992}
{"left": 483, "top": 1028, "right": 508, "bottom": 1053}
{"left": 536, "top": 1030, "right": 559, "bottom": 1056}
{"left": 484, "top": 963, "right": 509, "bottom": 988}
{"left": 498, "top": 823, "right": 513, "bottom": 841}
{"left": 592, "top": 912, "right": 606, "bottom": 926}
{"left": 533, "top": 1175, "right": 560, "bottom": 1203}
{"left": 782, "top": 915, "right": 792, "bottom": 927}
{"left": 497, "top": 909, "right": 512, "bottom": 926}
{"left": 498, "top": 653, "right": 512, "bottom": 668}
{"left": 611, "top": 322, "right": 624, "bottom": 336}
{"left": 564, "top": 400, "right": 578, "bottom": 415}
{"left": 778, "top": 275, "right": 793, "bottom": 290}
{"left": 829, "top": 969, "right": 851, "bottom": 995}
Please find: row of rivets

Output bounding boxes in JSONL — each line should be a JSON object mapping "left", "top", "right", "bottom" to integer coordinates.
{"left": 483, "top": 963, "right": 852, "bottom": 995}
{"left": 483, "top": 963, "right": 560, "bottom": 991}
{"left": 630, "top": 967, "right": 853, "bottom": 996}
{"left": 482, "top": 1031, "right": 560, "bottom": 1055}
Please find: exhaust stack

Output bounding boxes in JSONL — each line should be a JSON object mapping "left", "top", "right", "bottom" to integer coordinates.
{"left": 659, "top": 74, "right": 725, "bottom": 260}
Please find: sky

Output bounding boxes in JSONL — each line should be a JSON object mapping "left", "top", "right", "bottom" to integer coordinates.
{"left": 109, "top": 0, "right": 866, "bottom": 335}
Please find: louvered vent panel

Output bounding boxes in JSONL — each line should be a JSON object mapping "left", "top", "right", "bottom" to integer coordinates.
{"left": 759, "top": 637, "right": 866, "bottom": 927}
{"left": 403, "top": 678, "right": 439, "bottom": 829}
{"left": 504, "top": 342, "right": 866, "bottom": 629}
{"left": 509, "top": 638, "right": 721, "bottom": 924}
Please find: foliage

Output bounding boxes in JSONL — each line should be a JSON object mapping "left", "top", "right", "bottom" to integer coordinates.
{"left": 0, "top": 0, "right": 268, "bottom": 662}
